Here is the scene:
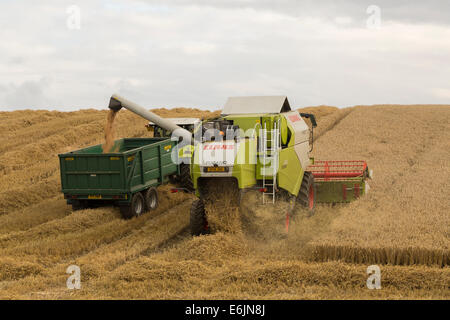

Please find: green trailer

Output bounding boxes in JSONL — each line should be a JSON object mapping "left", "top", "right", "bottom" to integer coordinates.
{"left": 59, "top": 137, "right": 179, "bottom": 218}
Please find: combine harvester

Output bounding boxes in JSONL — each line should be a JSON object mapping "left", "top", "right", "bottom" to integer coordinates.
{"left": 182, "top": 96, "right": 371, "bottom": 234}
{"left": 59, "top": 95, "right": 371, "bottom": 232}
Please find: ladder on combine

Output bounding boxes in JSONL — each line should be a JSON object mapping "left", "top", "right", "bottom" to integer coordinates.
{"left": 260, "top": 120, "right": 281, "bottom": 204}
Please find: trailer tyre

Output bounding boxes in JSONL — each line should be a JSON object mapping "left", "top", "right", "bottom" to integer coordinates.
{"left": 190, "top": 199, "right": 209, "bottom": 236}
{"left": 120, "top": 193, "right": 145, "bottom": 219}
{"left": 144, "top": 187, "right": 159, "bottom": 211}
{"left": 297, "top": 171, "right": 316, "bottom": 216}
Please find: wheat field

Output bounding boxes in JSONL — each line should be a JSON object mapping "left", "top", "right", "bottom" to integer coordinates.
{"left": 0, "top": 105, "right": 448, "bottom": 299}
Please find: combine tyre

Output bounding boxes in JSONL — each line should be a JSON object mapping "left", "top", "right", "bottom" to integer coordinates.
{"left": 180, "top": 164, "right": 194, "bottom": 191}
{"left": 190, "top": 199, "right": 209, "bottom": 236}
{"left": 297, "top": 171, "right": 316, "bottom": 216}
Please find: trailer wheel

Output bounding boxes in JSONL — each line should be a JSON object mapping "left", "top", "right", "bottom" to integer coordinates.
{"left": 120, "top": 192, "right": 145, "bottom": 219}
{"left": 144, "top": 187, "right": 159, "bottom": 211}
{"left": 297, "top": 171, "right": 316, "bottom": 216}
{"left": 190, "top": 199, "right": 209, "bottom": 236}
{"left": 71, "top": 200, "right": 87, "bottom": 211}
{"left": 180, "top": 164, "right": 194, "bottom": 191}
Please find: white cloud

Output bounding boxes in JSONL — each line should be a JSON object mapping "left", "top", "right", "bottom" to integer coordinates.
{"left": 1, "top": 78, "right": 52, "bottom": 109}
{"left": 334, "top": 16, "right": 353, "bottom": 25}
{"left": 430, "top": 88, "right": 450, "bottom": 99}
{"left": 0, "top": 1, "right": 449, "bottom": 111}
{"left": 110, "top": 44, "right": 138, "bottom": 57}
{"left": 182, "top": 42, "right": 217, "bottom": 55}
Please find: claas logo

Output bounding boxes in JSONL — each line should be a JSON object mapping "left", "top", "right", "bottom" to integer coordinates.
{"left": 203, "top": 144, "right": 234, "bottom": 150}
{"left": 288, "top": 114, "right": 301, "bottom": 122}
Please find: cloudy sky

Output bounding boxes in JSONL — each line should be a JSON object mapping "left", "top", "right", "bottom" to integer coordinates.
{"left": 0, "top": 0, "right": 449, "bottom": 111}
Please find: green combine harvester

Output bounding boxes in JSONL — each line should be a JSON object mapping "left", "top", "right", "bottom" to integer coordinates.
{"left": 59, "top": 94, "right": 371, "bottom": 233}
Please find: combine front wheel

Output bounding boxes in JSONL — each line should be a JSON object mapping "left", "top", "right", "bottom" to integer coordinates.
{"left": 190, "top": 199, "right": 209, "bottom": 236}
{"left": 297, "top": 171, "right": 316, "bottom": 216}
{"left": 180, "top": 164, "right": 194, "bottom": 191}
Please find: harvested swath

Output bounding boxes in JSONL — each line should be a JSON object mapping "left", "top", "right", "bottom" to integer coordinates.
{"left": 305, "top": 245, "right": 449, "bottom": 266}
{"left": 0, "top": 197, "right": 70, "bottom": 233}
{"left": 202, "top": 178, "right": 242, "bottom": 234}
{"left": 0, "top": 118, "right": 107, "bottom": 172}
{"left": 0, "top": 110, "right": 74, "bottom": 133}
{"left": 43, "top": 251, "right": 449, "bottom": 299}
{"left": 0, "top": 257, "right": 44, "bottom": 281}
{"left": 239, "top": 190, "right": 292, "bottom": 241}
{"left": 0, "top": 110, "right": 105, "bottom": 154}
{"left": 72, "top": 200, "right": 192, "bottom": 278}
{"left": 0, "top": 207, "right": 120, "bottom": 250}
{"left": 0, "top": 159, "right": 61, "bottom": 204}
{"left": 163, "top": 232, "right": 249, "bottom": 266}
{"left": 239, "top": 191, "right": 346, "bottom": 260}
{"left": 0, "top": 176, "right": 61, "bottom": 215}
{"left": 212, "top": 262, "right": 450, "bottom": 299}
{"left": 0, "top": 186, "right": 191, "bottom": 265}
{"left": 0, "top": 192, "right": 192, "bottom": 298}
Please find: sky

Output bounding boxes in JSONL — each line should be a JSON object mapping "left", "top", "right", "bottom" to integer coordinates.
{"left": 0, "top": 0, "right": 449, "bottom": 111}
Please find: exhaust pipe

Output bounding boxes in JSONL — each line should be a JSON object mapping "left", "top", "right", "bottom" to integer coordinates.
{"left": 108, "top": 94, "right": 192, "bottom": 143}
